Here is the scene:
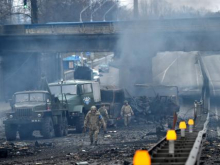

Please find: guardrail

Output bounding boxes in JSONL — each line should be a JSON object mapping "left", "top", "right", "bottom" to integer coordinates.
{"left": 185, "top": 114, "right": 209, "bottom": 165}
{"left": 185, "top": 53, "right": 210, "bottom": 165}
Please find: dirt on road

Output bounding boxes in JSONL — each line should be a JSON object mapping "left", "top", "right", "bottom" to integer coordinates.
{"left": 0, "top": 106, "right": 158, "bottom": 165}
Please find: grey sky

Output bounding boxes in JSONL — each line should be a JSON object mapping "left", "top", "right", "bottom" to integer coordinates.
{"left": 122, "top": 0, "right": 220, "bottom": 11}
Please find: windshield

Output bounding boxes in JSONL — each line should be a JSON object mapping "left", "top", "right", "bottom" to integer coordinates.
{"left": 49, "top": 85, "right": 77, "bottom": 95}
{"left": 30, "top": 93, "right": 44, "bottom": 102}
{"left": 15, "top": 94, "right": 29, "bottom": 103}
{"left": 15, "top": 93, "right": 45, "bottom": 103}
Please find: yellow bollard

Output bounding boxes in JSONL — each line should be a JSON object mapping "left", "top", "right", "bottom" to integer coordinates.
{"left": 188, "top": 119, "right": 194, "bottom": 133}
{"left": 179, "top": 121, "right": 187, "bottom": 137}
{"left": 166, "top": 130, "right": 177, "bottom": 154}
{"left": 133, "top": 150, "right": 151, "bottom": 165}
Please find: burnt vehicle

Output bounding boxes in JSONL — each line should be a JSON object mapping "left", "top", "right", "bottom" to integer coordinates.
{"left": 129, "top": 85, "right": 180, "bottom": 128}
{"left": 98, "top": 64, "right": 109, "bottom": 73}
{"left": 3, "top": 91, "right": 68, "bottom": 141}
{"left": 49, "top": 80, "right": 101, "bottom": 133}
{"left": 100, "top": 87, "right": 125, "bottom": 126}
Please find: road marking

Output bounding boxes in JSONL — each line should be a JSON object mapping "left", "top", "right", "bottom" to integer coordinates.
{"left": 161, "top": 58, "right": 178, "bottom": 83}
{"left": 202, "top": 58, "right": 220, "bottom": 136}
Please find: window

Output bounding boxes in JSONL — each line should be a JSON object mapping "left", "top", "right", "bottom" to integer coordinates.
{"left": 49, "top": 85, "right": 77, "bottom": 95}
{"left": 62, "top": 85, "right": 77, "bottom": 95}
{"left": 30, "top": 93, "right": 44, "bottom": 102}
{"left": 50, "top": 86, "right": 61, "bottom": 95}
{"left": 82, "top": 84, "right": 92, "bottom": 93}
{"left": 15, "top": 94, "right": 29, "bottom": 103}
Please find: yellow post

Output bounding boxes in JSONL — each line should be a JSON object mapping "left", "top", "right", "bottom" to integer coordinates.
{"left": 133, "top": 150, "right": 151, "bottom": 165}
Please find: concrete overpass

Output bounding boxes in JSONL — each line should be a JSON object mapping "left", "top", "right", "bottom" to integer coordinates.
{"left": 1, "top": 17, "right": 220, "bottom": 52}
{"left": 1, "top": 17, "right": 220, "bottom": 100}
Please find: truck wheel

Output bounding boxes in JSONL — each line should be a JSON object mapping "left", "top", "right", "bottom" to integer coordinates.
{"left": 76, "top": 113, "right": 84, "bottom": 133}
{"left": 19, "top": 128, "right": 33, "bottom": 140}
{"left": 41, "top": 117, "right": 54, "bottom": 139}
{"left": 5, "top": 124, "right": 17, "bottom": 141}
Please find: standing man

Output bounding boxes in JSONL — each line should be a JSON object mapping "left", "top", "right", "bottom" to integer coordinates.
{"left": 84, "top": 106, "right": 106, "bottom": 145}
{"left": 121, "top": 100, "right": 134, "bottom": 127}
{"left": 98, "top": 104, "right": 109, "bottom": 127}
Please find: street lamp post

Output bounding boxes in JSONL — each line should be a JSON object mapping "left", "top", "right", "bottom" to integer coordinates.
{"left": 80, "top": 6, "right": 90, "bottom": 22}
{"left": 103, "top": 3, "right": 117, "bottom": 21}
{"left": 91, "top": 0, "right": 109, "bottom": 22}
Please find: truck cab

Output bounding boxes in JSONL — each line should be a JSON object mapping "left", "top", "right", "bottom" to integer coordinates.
{"left": 49, "top": 80, "right": 101, "bottom": 132}
{"left": 4, "top": 91, "right": 68, "bottom": 141}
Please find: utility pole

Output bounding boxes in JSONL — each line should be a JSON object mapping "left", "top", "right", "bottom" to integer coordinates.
{"left": 31, "top": 0, "right": 38, "bottom": 24}
{"left": 134, "top": 0, "right": 139, "bottom": 19}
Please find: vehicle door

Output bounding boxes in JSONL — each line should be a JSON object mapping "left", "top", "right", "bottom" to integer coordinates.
{"left": 80, "top": 83, "right": 93, "bottom": 110}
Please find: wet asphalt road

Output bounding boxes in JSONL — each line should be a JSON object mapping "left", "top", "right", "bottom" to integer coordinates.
{"left": 0, "top": 52, "right": 217, "bottom": 164}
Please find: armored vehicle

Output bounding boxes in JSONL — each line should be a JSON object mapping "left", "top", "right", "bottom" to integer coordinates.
{"left": 4, "top": 91, "right": 68, "bottom": 141}
{"left": 49, "top": 80, "right": 101, "bottom": 132}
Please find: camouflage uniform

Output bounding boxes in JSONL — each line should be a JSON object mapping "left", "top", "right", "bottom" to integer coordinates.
{"left": 98, "top": 106, "right": 109, "bottom": 125}
{"left": 121, "top": 104, "right": 134, "bottom": 126}
{"left": 84, "top": 109, "right": 106, "bottom": 145}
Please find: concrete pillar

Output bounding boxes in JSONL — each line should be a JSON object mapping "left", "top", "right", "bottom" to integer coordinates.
{"left": 0, "top": 56, "right": 3, "bottom": 100}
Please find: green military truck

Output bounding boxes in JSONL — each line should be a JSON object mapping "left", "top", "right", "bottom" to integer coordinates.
{"left": 49, "top": 80, "right": 101, "bottom": 133}
{"left": 3, "top": 90, "right": 68, "bottom": 141}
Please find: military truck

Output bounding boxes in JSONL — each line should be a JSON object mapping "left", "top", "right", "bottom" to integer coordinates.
{"left": 3, "top": 90, "right": 68, "bottom": 141}
{"left": 49, "top": 80, "right": 101, "bottom": 133}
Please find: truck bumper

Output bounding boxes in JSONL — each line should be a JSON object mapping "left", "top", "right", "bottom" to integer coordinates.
{"left": 3, "top": 118, "right": 42, "bottom": 125}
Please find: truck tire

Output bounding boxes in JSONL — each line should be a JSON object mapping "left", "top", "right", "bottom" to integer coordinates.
{"left": 76, "top": 113, "right": 84, "bottom": 133}
{"left": 55, "top": 117, "right": 68, "bottom": 137}
{"left": 5, "top": 124, "right": 17, "bottom": 141}
{"left": 41, "top": 117, "right": 55, "bottom": 139}
{"left": 19, "top": 128, "right": 33, "bottom": 140}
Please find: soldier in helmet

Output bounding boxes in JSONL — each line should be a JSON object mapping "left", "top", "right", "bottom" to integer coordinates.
{"left": 84, "top": 106, "right": 106, "bottom": 145}
{"left": 98, "top": 104, "right": 109, "bottom": 127}
{"left": 121, "top": 100, "right": 134, "bottom": 127}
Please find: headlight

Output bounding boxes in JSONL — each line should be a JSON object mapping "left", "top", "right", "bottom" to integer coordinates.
{"left": 38, "top": 114, "right": 42, "bottom": 118}
{"left": 9, "top": 115, "right": 13, "bottom": 118}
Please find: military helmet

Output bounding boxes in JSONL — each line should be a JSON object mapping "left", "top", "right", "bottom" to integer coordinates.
{"left": 124, "top": 100, "right": 128, "bottom": 104}
{"left": 91, "top": 106, "right": 97, "bottom": 110}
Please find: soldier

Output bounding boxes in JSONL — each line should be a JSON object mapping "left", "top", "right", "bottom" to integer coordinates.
{"left": 84, "top": 106, "right": 106, "bottom": 145}
{"left": 121, "top": 100, "right": 134, "bottom": 127}
{"left": 98, "top": 104, "right": 109, "bottom": 127}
